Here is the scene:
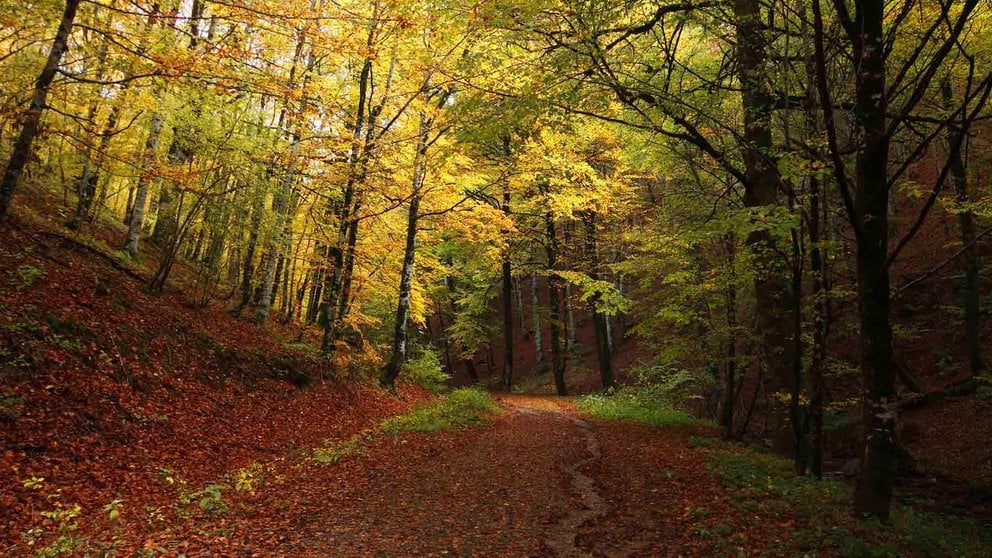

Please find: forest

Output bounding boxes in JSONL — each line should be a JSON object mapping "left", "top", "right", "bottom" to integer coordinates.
{"left": 1, "top": 0, "right": 991, "bottom": 555}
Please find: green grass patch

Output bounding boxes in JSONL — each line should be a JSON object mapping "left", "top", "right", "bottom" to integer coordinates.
{"left": 576, "top": 386, "right": 697, "bottom": 427}
{"left": 313, "top": 435, "right": 366, "bottom": 464}
{"left": 380, "top": 388, "right": 497, "bottom": 434}
{"left": 704, "top": 444, "right": 992, "bottom": 557}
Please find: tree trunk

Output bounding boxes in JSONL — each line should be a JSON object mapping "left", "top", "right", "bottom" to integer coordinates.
{"left": 0, "top": 0, "right": 81, "bottom": 219}
{"left": 381, "top": 110, "right": 431, "bottom": 389}
{"left": 850, "top": 0, "right": 897, "bottom": 519}
{"left": 545, "top": 205, "right": 566, "bottom": 395}
{"left": 721, "top": 233, "right": 737, "bottom": 439}
{"left": 501, "top": 178, "right": 514, "bottom": 392}
{"left": 234, "top": 193, "right": 263, "bottom": 314}
{"left": 531, "top": 273, "right": 545, "bottom": 373}
{"left": 582, "top": 211, "right": 613, "bottom": 390}
{"left": 124, "top": 112, "right": 164, "bottom": 256}
{"left": 734, "top": 0, "right": 797, "bottom": 456}
{"left": 942, "top": 79, "right": 984, "bottom": 376}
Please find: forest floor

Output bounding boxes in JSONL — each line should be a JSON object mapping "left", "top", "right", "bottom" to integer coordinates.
{"left": 13, "top": 393, "right": 978, "bottom": 558}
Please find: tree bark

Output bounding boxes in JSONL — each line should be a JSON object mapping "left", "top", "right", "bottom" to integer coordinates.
{"left": 942, "top": 79, "right": 983, "bottom": 376}
{"left": 734, "top": 0, "right": 797, "bottom": 455}
{"left": 531, "top": 273, "right": 545, "bottom": 373}
{"left": 381, "top": 110, "right": 432, "bottom": 389}
{"left": 582, "top": 211, "right": 614, "bottom": 390}
{"left": 546, "top": 206, "right": 566, "bottom": 395}
{"left": 0, "top": 0, "right": 81, "bottom": 219}
{"left": 500, "top": 167, "right": 514, "bottom": 392}
{"left": 124, "top": 111, "right": 164, "bottom": 256}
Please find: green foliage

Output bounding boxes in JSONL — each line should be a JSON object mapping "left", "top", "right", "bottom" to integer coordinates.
{"left": 403, "top": 347, "right": 450, "bottom": 393}
{"left": 180, "top": 483, "right": 228, "bottom": 515}
{"left": 703, "top": 445, "right": 992, "bottom": 557}
{"left": 229, "top": 462, "right": 265, "bottom": 493}
{"left": 1, "top": 386, "right": 24, "bottom": 418}
{"left": 16, "top": 264, "right": 45, "bottom": 289}
{"left": 102, "top": 499, "right": 124, "bottom": 521}
{"left": 380, "top": 388, "right": 497, "bottom": 434}
{"left": 555, "top": 270, "right": 631, "bottom": 315}
{"left": 313, "top": 436, "right": 366, "bottom": 464}
{"left": 576, "top": 385, "right": 697, "bottom": 427}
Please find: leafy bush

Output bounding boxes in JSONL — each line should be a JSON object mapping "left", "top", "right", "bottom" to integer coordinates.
{"left": 313, "top": 436, "right": 366, "bottom": 464}
{"left": 381, "top": 388, "right": 497, "bottom": 434}
{"left": 1, "top": 387, "right": 24, "bottom": 418}
{"left": 16, "top": 265, "right": 45, "bottom": 289}
{"left": 704, "top": 444, "right": 992, "bottom": 556}
{"left": 181, "top": 483, "right": 228, "bottom": 515}
{"left": 403, "top": 347, "right": 450, "bottom": 393}
{"left": 577, "top": 385, "right": 697, "bottom": 427}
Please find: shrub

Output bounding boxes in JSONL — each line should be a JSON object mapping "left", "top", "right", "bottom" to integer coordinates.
{"left": 703, "top": 445, "right": 992, "bottom": 556}
{"left": 381, "top": 388, "right": 497, "bottom": 434}
{"left": 404, "top": 347, "right": 450, "bottom": 393}
{"left": 1, "top": 387, "right": 24, "bottom": 418}
{"left": 16, "top": 265, "right": 45, "bottom": 289}
{"left": 577, "top": 385, "right": 697, "bottom": 427}
{"left": 313, "top": 436, "right": 366, "bottom": 464}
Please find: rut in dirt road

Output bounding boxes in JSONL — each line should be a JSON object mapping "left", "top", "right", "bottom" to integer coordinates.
{"left": 542, "top": 413, "right": 606, "bottom": 558}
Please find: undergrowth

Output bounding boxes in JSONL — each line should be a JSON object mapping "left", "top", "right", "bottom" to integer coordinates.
{"left": 702, "top": 440, "right": 992, "bottom": 557}
{"left": 380, "top": 388, "right": 497, "bottom": 434}
{"left": 576, "top": 385, "right": 697, "bottom": 427}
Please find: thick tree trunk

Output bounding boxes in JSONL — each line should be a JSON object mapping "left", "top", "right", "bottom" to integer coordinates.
{"left": 734, "top": 0, "right": 797, "bottom": 455}
{"left": 0, "top": 0, "right": 80, "bottom": 219}
{"left": 851, "top": 0, "right": 897, "bottom": 519}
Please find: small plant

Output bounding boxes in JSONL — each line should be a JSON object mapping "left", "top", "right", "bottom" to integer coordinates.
{"left": 181, "top": 483, "right": 228, "bottom": 515}
{"left": 313, "top": 436, "right": 366, "bottom": 464}
{"left": 22, "top": 475, "right": 45, "bottom": 490}
{"left": 230, "top": 462, "right": 265, "bottom": 493}
{"left": 403, "top": 347, "right": 450, "bottom": 393}
{"left": 16, "top": 264, "right": 45, "bottom": 289}
{"left": 20, "top": 503, "right": 83, "bottom": 557}
{"left": 103, "top": 498, "right": 124, "bottom": 521}
{"left": 155, "top": 466, "right": 183, "bottom": 487}
{"left": 1, "top": 387, "right": 24, "bottom": 418}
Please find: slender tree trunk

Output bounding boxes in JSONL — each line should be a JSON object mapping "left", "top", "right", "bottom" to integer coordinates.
{"left": 381, "top": 110, "right": 431, "bottom": 389}
{"left": 809, "top": 171, "right": 827, "bottom": 478}
{"left": 234, "top": 193, "right": 263, "bottom": 314}
{"left": 124, "top": 112, "right": 164, "bottom": 256}
{"left": 583, "top": 211, "right": 613, "bottom": 390}
{"left": 531, "top": 273, "right": 545, "bottom": 373}
{"left": 722, "top": 233, "right": 737, "bottom": 439}
{"left": 942, "top": 79, "right": 983, "bottom": 376}
{"left": 545, "top": 204, "right": 566, "bottom": 395}
{"left": 501, "top": 176, "right": 514, "bottom": 392}
{"left": 257, "top": 147, "right": 299, "bottom": 323}
{"left": 0, "top": 0, "right": 81, "bottom": 219}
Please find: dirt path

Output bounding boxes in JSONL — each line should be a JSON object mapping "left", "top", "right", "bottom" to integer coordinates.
{"left": 141, "top": 395, "right": 729, "bottom": 557}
